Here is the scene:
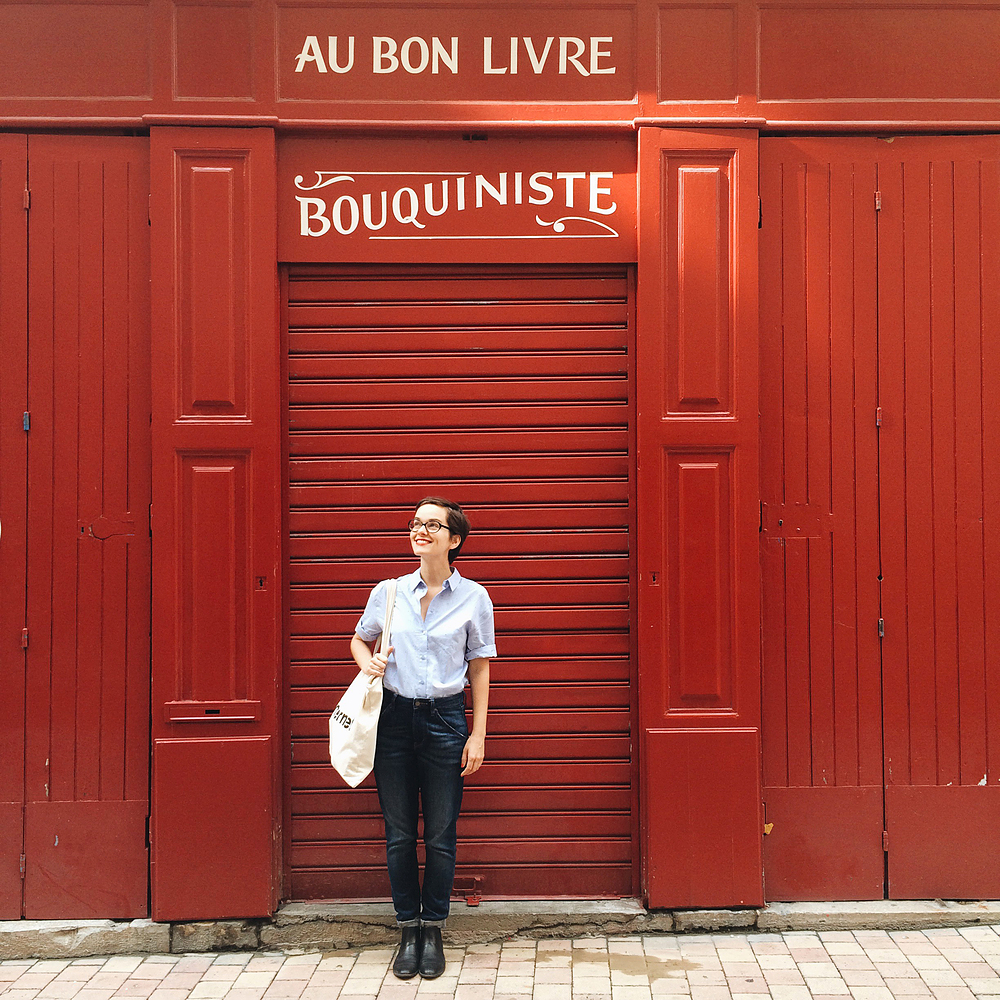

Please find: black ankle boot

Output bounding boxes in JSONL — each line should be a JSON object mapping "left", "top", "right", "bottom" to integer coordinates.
{"left": 418, "top": 924, "right": 446, "bottom": 978}
{"left": 392, "top": 925, "right": 421, "bottom": 979}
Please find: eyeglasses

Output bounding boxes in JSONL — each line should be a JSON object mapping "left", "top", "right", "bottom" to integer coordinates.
{"left": 408, "top": 518, "right": 448, "bottom": 534}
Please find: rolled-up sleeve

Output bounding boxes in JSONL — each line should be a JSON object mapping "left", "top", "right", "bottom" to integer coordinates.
{"left": 465, "top": 588, "right": 497, "bottom": 660}
{"left": 355, "top": 580, "right": 387, "bottom": 642}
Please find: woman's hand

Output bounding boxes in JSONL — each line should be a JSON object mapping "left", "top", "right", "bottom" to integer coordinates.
{"left": 461, "top": 734, "right": 486, "bottom": 776}
{"left": 361, "top": 647, "right": 392, "bottom": 678}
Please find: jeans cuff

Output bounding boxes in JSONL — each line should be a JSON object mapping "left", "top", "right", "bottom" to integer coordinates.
{"left": 420, "top": 918, "right": 447, "bottom": 928}
{"left": 397, "top": 918, "right": 420, "bottom": 928}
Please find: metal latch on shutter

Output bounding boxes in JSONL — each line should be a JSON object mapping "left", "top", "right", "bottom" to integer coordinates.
{"left": 452, "top": 875, "right": 483, "bottom": 906}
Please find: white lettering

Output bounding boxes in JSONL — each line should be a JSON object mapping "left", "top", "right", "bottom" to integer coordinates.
{"left": 392, "top": 187, "right": 425, "bottom": 228}
{"left": 559, "top": 36, "right": 589, "bottom": 75}
{"left": 328, "top": 36, "right": 355, "bottom": 74}
{"left": 332, "top": 195, "right": 360, "bottom": 235}
{"left": 514, "top": 171, "right": 523, "bottom": 204}
{"left": 373, "top": 36, "right": 399, "bottom": 73}
{"left": 457, "top": 176, "right": 466, "bottom": 210}
{"left": 431, "top": 37, "right": 459, "bottom": 74}
{"left": 298, "top": 197, "right": 330, "bottom": 236}
{"left": 589, "top": 37, "right": 615, "bottom": 75}
{"left": 483, "top": 36, "right": 506, "bottom": 74}
{"left": 362, "top": 192, "right": 388, "bottom": 230}
{"left": 523, "top": 36, "right": 554, "bottom": 73}
{"left": 476, "top": 173, "right": 507, "bottom": 207}
{"left": 401, "top": 36, "right": 430, "bottom": 74}
{"left": 589, "top": 172, "right": 616, "bottom": 214}
{"left": 528, "top": 172, "right": 554, "bottom": 206}
{"left": 556, "top": 171, "right": 587, "bottom": 207}
{"left": 294, "top": 36, "right": 327, "bottom": 74}
{"left": 424, "top": 181, "right": 449, "bottom": 216}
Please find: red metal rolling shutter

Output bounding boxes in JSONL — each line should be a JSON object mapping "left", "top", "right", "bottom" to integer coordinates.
{"left": 287, "top": 263, "right": 636, "bottom": 901}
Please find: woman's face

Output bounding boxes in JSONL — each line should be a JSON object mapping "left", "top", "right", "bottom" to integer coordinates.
{"left": 410, "top": 503, "right": 460, "bottom": 561}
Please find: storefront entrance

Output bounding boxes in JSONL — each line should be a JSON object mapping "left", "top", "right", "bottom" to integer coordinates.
{"left": 760, "top": 135, "right": 1000, "bottom": 900}
{"left": 285, "top": 263, "right": 637, "bottom": 901}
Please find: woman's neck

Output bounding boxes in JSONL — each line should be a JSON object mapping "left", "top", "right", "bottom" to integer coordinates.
{"left": 419, "top": 557, "right": 452, "bottom": 589}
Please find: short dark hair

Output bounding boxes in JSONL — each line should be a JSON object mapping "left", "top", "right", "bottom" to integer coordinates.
{"left": 415, "top": 496, "right": 470, "bottom": 564}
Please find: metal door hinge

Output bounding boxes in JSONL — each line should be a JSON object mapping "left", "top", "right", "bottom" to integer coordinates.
{"left": 876, "top": 406, "right": 882, "bottom": 428}
{"left": 23, "top": 412, "right": 30, "bottom": 431}
{"left": 875, "top": 190, "right": 882, "bottom": 211}
{"left": 883, "top": 830, "right": 889, "bottom": 852}
{"left": 19, "top": 855, "right": 25, "bottom": 878}
{"left": 21, "top": 628, "right": 28, "bottom": 649}
{"left": 23, "top": 189, "right": 30, "bottom": 211}
{"left": 878, "top": 618, "right": 885, "bottom": 638}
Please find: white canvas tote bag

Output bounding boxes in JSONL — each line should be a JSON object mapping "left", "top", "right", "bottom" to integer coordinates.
{"left": 329, "top": 578, "right": 397, "bottom": 788}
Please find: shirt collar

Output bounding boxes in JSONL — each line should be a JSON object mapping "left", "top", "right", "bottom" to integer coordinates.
{"left": 407, "top": 567, "right": 462, "bottom": 593}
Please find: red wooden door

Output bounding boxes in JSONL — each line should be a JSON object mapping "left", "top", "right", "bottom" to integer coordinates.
{"left": 22, "top": 136, "right": 151, "bottom": 918}
{"left": 759, "top": 138, "right": 884, "bottom": 899}
{"left": 878, "top": 136, "right": 1000, "bottom": 898}
{"left": 286, "top": 264, "right": 637, "bottom": 901}
{"left": 760, "top": 135, "right": 1000, "bottom": 900}
{"left": 0, "top": 135, "right": 28, "bottom": 919}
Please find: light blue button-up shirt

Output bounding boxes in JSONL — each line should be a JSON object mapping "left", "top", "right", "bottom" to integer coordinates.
{"left": 355, "top": 568, "right": 497, "bottom": 700}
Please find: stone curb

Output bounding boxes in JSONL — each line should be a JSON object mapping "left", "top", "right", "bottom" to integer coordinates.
{"left": 2, "top": 901, "right": 999, "bottom": 960}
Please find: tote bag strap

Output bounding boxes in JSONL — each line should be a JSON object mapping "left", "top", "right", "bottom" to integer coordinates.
{"left": 378, "top": 578, "right": 397, "bottom": 656}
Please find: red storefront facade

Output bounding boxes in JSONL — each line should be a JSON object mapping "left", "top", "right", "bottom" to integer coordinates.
{"left": 1, "top": 1, "right": 999, "bottom": 922}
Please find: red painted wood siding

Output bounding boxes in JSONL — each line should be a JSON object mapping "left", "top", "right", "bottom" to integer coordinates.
{"left": 760, "top": 136, "right": 1000, "bottom": 900}
{"left": 636, "top": 128, "right": 762, "bottom": 908}
{"left": 23, "top": 136, "right": 151, "bottom": 918}
{"left": 150, "top": 128, "right": 282, "bottom": 920}
{"left": 0, "top": 135, "right": 28, "bottom": 919}
{"left": 759, "top": 138, "right": 884, "bottom": 900}
{"left": 877, "top": 137, "right": 1000, "bottom": 898}
{"left": 286, "top": 264, "right": 637, "bottom": 900}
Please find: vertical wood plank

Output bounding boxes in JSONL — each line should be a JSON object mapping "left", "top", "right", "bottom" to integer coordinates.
{"left": 0, "top": 134, "right": 28, "bottom": 919}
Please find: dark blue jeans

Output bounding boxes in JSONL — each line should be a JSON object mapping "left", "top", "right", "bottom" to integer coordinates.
{"left": 374, "top": 691, "right": 467, "bottom": 925}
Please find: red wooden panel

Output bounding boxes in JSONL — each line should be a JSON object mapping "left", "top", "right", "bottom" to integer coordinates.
{"left": 0, "top": 134, "right": 27, "bottom": 919}
{"left": 637, "top": 128, "right": 760, "bottom": 908}
{"left": 152, "top": 738, "right": 274, "bottom": 920}
{"left": 759, "top": 6, "right": 1000, "bottom": 102}
{"left": 887, "top": 787, "right": 1000, "bottom": 899}
{"left": 657, "top": 5, "right": 737, "bottom": 103}
{"left": 24, "top": 802, "right": 147, "bottom": 918}
{"left": 179, "top": 458, "right": 249, "bottom": 702}
{"left": 676, "top": 166, "right": 728, "bottom": 408}
{"left": 0, "top": 3, "right": 150, "bottom": 99}
{"left": 645, "top": 729, "right": 762, "bottom": 907}
{"left": 668, "top": 455, "right": 731, "bottom": 710}
{"left": 762, "top": 787, "right": 884, "bottom": 902}
{"left": 24, "top": 136, "right": 150, "bottom": 919}
{"left": 174, "top": 3, "right": 254, "bottom": 100}
{"left": 758, "top": 138, "right": 883, "bottom": 900}
{"left": 151, "top": 128, "right": 281, "bottom": 920}
{"left": 286, "top": 264, "right": 636, "bottom": 901}
{"left": 178, "top": 153, "right": 250, "bottom": 416}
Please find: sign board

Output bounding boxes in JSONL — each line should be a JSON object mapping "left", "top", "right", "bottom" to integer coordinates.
{"left": 277, "top": 7, "right": 637, "bottom": 104}
{"left": 278, "top": 136, "right": 637, "bottom": 263}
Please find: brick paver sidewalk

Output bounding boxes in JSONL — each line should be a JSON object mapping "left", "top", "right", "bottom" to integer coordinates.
{"left": 3, "top": 927, "right": 1000, "bottom": 1000}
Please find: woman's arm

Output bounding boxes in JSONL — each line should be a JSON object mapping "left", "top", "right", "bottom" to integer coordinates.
{"left": 461, "top": 657, "right": 490, "bottom": 776}
{"left": 351, "top": 633, "right": 391, "bottom": 677}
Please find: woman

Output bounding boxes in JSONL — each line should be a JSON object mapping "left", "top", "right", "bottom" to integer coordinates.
{"left": 351, "top": 497, "right": 495, "bottom": 980}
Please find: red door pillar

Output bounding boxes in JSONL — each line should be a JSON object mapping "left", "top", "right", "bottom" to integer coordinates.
{"left": 150, "top": 128, "right": 282, "bottom": 920}
{"left": 636, "top": 128, "right": 762, "bottom": 908}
